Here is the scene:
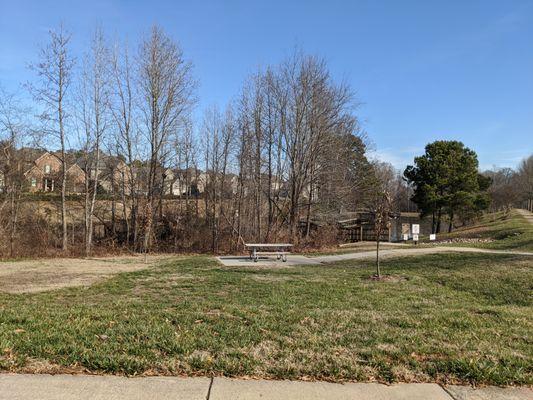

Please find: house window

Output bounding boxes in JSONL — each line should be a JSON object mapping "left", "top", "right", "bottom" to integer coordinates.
{"left": 44, "top": 165, "right": 51, "bottom": 173}
{"left": 31, "top": 178, "right": 37, "bottom": 187}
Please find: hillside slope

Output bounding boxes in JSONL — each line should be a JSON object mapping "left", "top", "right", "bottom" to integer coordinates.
{"left": 433, "top": 209, "right": 533, "bottom": 252}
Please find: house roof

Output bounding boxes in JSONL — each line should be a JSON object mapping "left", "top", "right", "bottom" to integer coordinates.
{"left": 20, "top": 150, "right": 63, "bottom": 177}
{"left": 18, "top": 148, "right": 86, "bottom": 177}
{"left": 67, "top": 163, "right": 84, "bottom": 175}
{"left": 17, "top": 147, "right": 48, "bottom": 171}
{"left": 75, "top": 150, "right": 124, "bottom": 169}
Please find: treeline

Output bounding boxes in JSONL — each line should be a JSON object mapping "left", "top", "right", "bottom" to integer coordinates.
{"left": 404, "top": 140, "right": 532, "bottom": 233}
{"left": 0, "top": 24, "right": 385, "bottom": 257}
{"left": 2, "top": 24, "right": 527, "bottom": 258}
{"left": 483, "top": 155, "right": 533, "bottom": 213}
{"left": 200, "top": 55, "right": 377, "bottom": 252}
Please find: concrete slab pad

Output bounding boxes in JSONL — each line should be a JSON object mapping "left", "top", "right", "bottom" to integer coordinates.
{"left": 445, "top": 385, "right": 532, "bottom": 400}
{"left": 217, "top": 255, "right": 320, "bottom": 267}
{"left": 0, "top": 374, "right": 210, "bottom": 400}
{"left": 209, "top": 378, "right": 453, "bottom": 400}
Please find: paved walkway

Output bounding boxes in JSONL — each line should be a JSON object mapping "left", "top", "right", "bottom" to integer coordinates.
{"left": 218, "top": 245, "right": 533, "bottom": 267}
{"left": 0, "top": 374, "right": 530, "bottom": 400}
{"left": 311, "top": 245, "right": 533, "bottom": 264}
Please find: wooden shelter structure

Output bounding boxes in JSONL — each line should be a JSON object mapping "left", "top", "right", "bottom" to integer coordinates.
{"left": 337, "top": 210, "right": 401, "bottom": 242}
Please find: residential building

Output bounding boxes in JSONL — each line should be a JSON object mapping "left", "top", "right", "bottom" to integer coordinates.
{"left": 22, "top": 149, "right": 84, "bottom": 193}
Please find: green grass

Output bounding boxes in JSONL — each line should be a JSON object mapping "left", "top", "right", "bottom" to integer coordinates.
{"left": 430, "top": 209, "right": 533, "bottom": 252}
{"left": 0, "top": 253, "right": 532, "bottom": 385}
{"left": 304, "top": 243, "right": 406, "bottom": 256}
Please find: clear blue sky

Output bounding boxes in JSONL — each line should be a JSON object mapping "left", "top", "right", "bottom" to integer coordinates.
{"left": 1, "top": 0, "right": 532, "bottom": 170}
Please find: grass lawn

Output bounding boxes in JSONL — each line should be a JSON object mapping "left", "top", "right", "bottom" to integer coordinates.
{"left": 431, "top": 209, "right": 533, "bottom": 252}
{"left": 0, "top": 253, "right": 531, "bottom": 385}
{"left": 304, "top": 242, "right": 405, "bottom": 256}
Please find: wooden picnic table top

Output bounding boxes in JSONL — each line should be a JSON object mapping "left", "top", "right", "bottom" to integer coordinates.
{"left": 244, "top": 243, "right": 293, "bottom": 248}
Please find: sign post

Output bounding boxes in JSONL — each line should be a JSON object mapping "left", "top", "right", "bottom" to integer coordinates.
{"left": 412, "top": 224, "right": 420, "bottom": 245}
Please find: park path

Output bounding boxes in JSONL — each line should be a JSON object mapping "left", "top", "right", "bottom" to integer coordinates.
{"left": 310, "top": 245, "right": 533, "bottom": 264}
{"left": 218, "top": 245, "right": 533, "bottom": 267}
{"left": 311, "top": 208, "right": 533, "bottom": 264}
{"left": 516, "top": 208, "right": 533, "bottom": 225}
{"left": 0, "top": 374, "right": 531, "bottom": 400}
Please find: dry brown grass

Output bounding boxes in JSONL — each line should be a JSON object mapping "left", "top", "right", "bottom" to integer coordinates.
{"left": 0, "top": 255, "right": 175, "bottom": 293}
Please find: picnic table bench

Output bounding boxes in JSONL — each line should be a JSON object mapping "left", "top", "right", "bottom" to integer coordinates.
{"left": 245, "top": 243, "right": 293, "bottom": 262}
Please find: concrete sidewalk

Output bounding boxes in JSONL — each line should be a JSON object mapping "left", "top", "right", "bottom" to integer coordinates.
{"left": 310, "top": 245, "right": 533, "bottom": 264}
{"left": 217, "top": 245, "right": 533, "bottom": 267}
{"left": 0, "top": 374, "right": 531, "bottom": 400}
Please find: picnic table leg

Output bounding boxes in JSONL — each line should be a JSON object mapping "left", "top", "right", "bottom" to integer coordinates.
{"left": 253, "top": 247, "right": 258, "bottom": 262}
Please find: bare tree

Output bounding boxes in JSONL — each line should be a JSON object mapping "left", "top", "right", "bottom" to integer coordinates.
{"left": 228, "top": 52, "right": 369, "bottom": 246}
{"left": 202, "top": 106, "right": 221, "bottom": 252}
{"left": 483, "top": 167, "right": 519, "bottom": 212}
{"left": 516, "top": 155, "right": 533, "bottom": 212}
{"left": 0, "top": 87, "right": 29, "bottom": 257}
{"left": 78, "top": 28, "right": 110, "bottom": 256}
{"left": 369, "top": 162, "right": 395, "bottom": 278}
{"left": 372, "top": 191, "right": 392, "bottom": 278}
{"left": 110, "top": 40, "right": 140, "bottom": 250}
{"left": 29, "top": 24, "right": 75, "bottom": 251}
{"left": 201, "top": 105, "right": 237, "bottom": 252}
{"left": 275, "top": 53, "right": 356, "bottom": 239}
{"left": 138, "top": 25, "right": 196, "bottom": 253}
{"left": 2, "top": 29, "right": 376, "bottom": 256}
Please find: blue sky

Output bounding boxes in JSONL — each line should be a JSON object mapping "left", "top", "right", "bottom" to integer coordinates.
{"left": 1, "top": 0, "right": 532, "bottom": 170}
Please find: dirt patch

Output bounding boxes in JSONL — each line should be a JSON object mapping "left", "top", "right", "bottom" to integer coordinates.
{"left": 0, "top": 255, "right": 175, "bottom": 294}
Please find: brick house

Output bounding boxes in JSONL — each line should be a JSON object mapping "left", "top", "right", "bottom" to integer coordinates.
{"left": 76, "top": 152, "right": 132, "bottom": 195}
{"left": 23, "top": 150, "right": 85, "bottom": 193}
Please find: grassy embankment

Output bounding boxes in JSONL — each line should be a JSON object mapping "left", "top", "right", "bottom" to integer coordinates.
{"left": 431, "top": 209, "right": 533, "bottom": 252}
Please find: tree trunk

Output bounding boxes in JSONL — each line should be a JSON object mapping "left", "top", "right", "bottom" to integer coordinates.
{"left": 60, "top": 159, "right": 67, "bottom": 250}
{"left": 143, "top": 200, "right": 153, "bottom": 256}
{"left": 60, "top": 121, "right": 68, "bottom": 251}
{"left": 86, "top": 149, "right": 100, "bottom": 257}
{"left": 448, "top": 210, "right": 454, "bottom": 233}
{"left": 376, "top": 239, "right": 381, "bottom": 277}
{"left": 9, "top": 184, "right": 18, "bottom": 258}
{"left": 436, "top": 207, "right": 442, "bottom": 234}
{"left": 111, "top": 172, "right": 116, "bottom": 237}
{"left": 305, "top": 176, "right": 314, "bottom": 238}
{"left": 121, "top": 174, "right": 129, "bottom": 246}
{"left": 84, "top": 163, "right": 90, "bottom": 256}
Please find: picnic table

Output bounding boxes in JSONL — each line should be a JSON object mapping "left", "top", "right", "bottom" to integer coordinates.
{"left": 244, "top": 243, "right": 293, "bottom": 262}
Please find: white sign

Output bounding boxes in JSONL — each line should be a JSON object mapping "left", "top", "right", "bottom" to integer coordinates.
{"left": 412, "top": 224, "right": 420, "bottom": 234}
{"left": 413, "top": 234, "right": 419, "bottom": 242}
{"left": 403, "top": 234, "right": 409, "bottom": 241}
{"left": 429, "top": 234, "right": 436, "bottom": 241}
